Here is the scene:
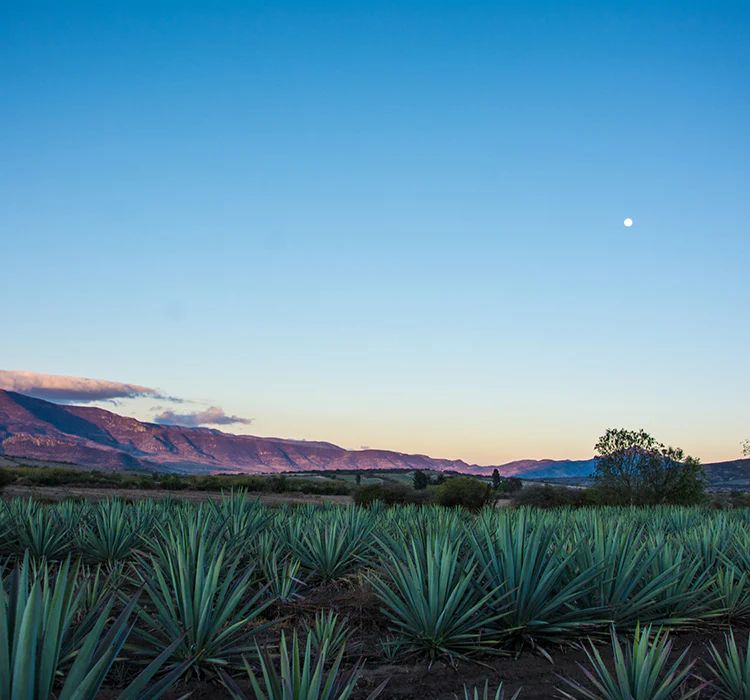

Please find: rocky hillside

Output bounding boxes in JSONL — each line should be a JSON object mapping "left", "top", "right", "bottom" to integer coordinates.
{"left": 0, "top": 389, "right": 514, "bottom": 475}
{"left": 2, "top": 390, "right": 741, "bottom": 481}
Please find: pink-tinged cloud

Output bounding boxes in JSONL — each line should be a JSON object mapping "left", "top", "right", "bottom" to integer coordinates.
{"left": 153, "top": 406, "right": 253, "bottom": 428}
{"left": 0, "top": 369, "right": 169, "bottom": 403}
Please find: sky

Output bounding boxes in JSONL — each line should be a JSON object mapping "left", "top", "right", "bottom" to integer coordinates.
{"left": 1, "top": 1, "right": 748, "bottom": 465}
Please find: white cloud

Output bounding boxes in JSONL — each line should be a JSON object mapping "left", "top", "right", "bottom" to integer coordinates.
{"left": 0, "top": 369, "right": 173, "bottom": 403}
{"left": 153, "top": 406, "right": 253, "bottom": 427}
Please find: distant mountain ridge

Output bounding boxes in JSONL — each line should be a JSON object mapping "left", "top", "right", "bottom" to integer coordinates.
{"left": 0, "top": 390, "right": 746, "bottom": 482}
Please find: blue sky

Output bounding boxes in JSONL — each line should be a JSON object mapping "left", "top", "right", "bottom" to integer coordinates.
{"left": 2, "top": 1, "right": 748, "bottom": 463}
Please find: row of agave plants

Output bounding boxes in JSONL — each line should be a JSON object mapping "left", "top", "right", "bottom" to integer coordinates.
{"left": 2, "top": 494, "right": 750, "bottom": 698}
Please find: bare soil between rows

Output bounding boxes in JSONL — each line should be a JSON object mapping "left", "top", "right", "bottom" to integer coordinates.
{"left": 118, "top": 582, "right": 747, "bottom": 699}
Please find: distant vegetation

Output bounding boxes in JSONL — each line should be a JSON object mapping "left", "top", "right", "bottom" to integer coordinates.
{"left": 0, "top": 463, "right": 527, "bottom": 509}
{"left": 511, "top": 484, "right": 596, "bottom": 508}
{"left": 435, "top": 476, "right": 493, "bottom": 510}
{"left": 0, "top": 467, "right": 13, "bottom": 492}
{"left": 353, "top": 482, "right": 431, "bottom": 507}
{"left": 0, "top": 465, "right": 351, "bottom": 496}
{"left": 0, "top": 428, "right": 718, "bottom": 509}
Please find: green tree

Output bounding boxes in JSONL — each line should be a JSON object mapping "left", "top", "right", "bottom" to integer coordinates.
{"left": 743, "top": 440, "right": 750, "bottom": 457}
{"left": 413, "top": 470, "right": 429, "bottom": 490}
{"left": 435, "top": 477, "right": 492, "bottom": 510}
{"left": 593, "top": 428, "right": 705, "bottom": 505}
{"left": 498, "top": 476, "right": 522, "bottom": 494}
{"left": 491, "top": 468, "right": 501, "bottom": 490}
{"left": 0, "top": 467, "right": 14, "bottom": 492}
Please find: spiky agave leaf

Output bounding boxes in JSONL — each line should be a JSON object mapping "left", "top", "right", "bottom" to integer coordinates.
{"left": 13, "top": 498, "right": 71, "bottom": 562}
{"left": 705, "top": 628, "right": 750, "bottom": 699}
{"left": 0, "top": 553, "right": 185, "bottom": 700}
{"left": 221, "top": 631, "right": 388, "bottom": 700}
{"left": 378, "top": 635, "right": 406, "bottom": 663}
{"left": 645, "top": 534, "right": 716, "bottom": 624}
{"left": 372, "top": 529, "right": 498, "bottom": 661}
{"left": 55, "top": 499, "right": 90, "bottom": 534}
{"left": 462, "top": 680, "right": 521, "bottom": 700}
{"left": 213, "top": 489, "right": 273, "bottom": 557}
{"left": 77, "top": 561, "right": 128, "bottom": 618}
{"left": 307, "top": 609, "right": 351, "bottom": 658}
{"left": 285, "top": 510, "right": 373, "bottom": 582}
{"left": 468, "top": 509, "right": 602, "bottom": 649}
{"left": 76, "top": 498, "right": 150, "bottom": 565}
{"left": 557, "top": 624, "right": 700, "bottom": 700}
{"left": 130, "top": 511, "right": 272, "bottom": 676}
{"left": 570, "top": 515, "right": 705, "bottom": 628}
{"left": 0, "top": 553, "right": 81, "bottom": 699}
{"left": 0, "top": 503, "right": 14, "bottom": 557}
{"left": 265, "top": 553, "right": 304, "bottom": 604}
{"left": 255, "top": 531, "right": 304, "bottom": 603}
{"left": 57, "top": 593, "right": 190, "bottom": 700}
{"left": 713, "top": 564, "right": 750, "bottom": 623}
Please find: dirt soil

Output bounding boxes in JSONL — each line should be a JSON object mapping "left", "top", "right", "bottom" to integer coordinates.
{"left": 149, "top": 582, "right": 746, "bottom": 699}
{"left": 152, "top": 627, "right": 745, "bottom": 699}
{"left": 2, "top": 484, "right": 352, "bottom": 507}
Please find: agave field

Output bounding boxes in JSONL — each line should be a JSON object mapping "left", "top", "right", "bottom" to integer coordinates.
{"left": 2, "top": 493, "right": 750, "bottom": 699}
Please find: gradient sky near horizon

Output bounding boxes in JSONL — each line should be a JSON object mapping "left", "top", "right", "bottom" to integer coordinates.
{"left": 2, "top": 1, "right": 748, "bottom": 464}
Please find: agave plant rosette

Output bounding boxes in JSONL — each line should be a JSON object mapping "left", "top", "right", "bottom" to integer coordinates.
{"left": 372, "top": 528, "right": 499, "bottom": 661}
{"left": 468, "top": 509, "right": 601, "bottom": 650}
{"left": 0, "top": 553, "right": 186, "bottom": 700}
{"left": 285, "top": 508, "right": 374, "bottom": 582}
{"left": 306, "top": 609, "right": 352, "bottom": 658}
{"left": 76, "top": 497, "right": 151, "bottom": 565}
{"left": 129, "top": 510, "right": 272, "bottom": 676}
{"left": 557, "top": 624, "right": 700, "bottom": 700}
{"left": 10, "top": 498, "right": 71, "bottom": 562}
{"left": 221, "top": 631, "right": 388, "bottom": 700}
{"left": 705, "top": 628, "right": 750, "bottom": 699}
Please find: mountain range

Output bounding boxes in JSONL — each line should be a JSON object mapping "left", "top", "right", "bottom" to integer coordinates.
{"left": 0, "top": 389, "right": 747, "bottom": 483}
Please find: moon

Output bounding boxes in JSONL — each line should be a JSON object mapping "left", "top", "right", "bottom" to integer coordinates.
{"left": 623, "top": 217, "right": 634, "bottom": 228}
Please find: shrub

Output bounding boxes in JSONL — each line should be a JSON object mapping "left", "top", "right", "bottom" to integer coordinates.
{"left": 413, "top": 470, "right": 429, "bottom": 490}
{"left": 435, "top": 477, "right": 492, "bottom": 510}
{"left": 0, "top": 468, "right": 14, "bottom": 491}
{"left": 728, "top": 490, "right": 750, "bottom": 505}
{"left": 158, "top": 476, "right": 189, "bottom": 491}
{"left": 497, "top": 477, "right": 522, "bottom": 494}
{"left": 353, "top": 483, "right": 431, "bottom": 507}
{"left": 511, "top": 484, "right": 595, "bottom": 508}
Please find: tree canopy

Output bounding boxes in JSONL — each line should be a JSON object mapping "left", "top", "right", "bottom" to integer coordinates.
{"left": 412, "top": 469, "right": 429, "bottom": 490}
{"left": 593, "top": 428, "right": 705, "bottom": 505}
{"left": 491, "top": 468, "right": 501, "bottom": 489}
